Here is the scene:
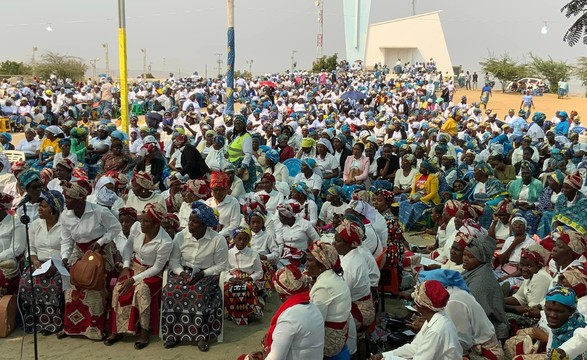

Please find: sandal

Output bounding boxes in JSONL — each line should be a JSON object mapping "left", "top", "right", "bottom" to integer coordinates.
{"left": 197, "top": 339, "right": 209, "bottom": 352}
{"left": 104, "top": 334, "right": 123, "bottom": 346}
{"left": 56, "top": 331, "right": 68, "bottom": 339}
{"left": 164, "top": 339, "right": 178, "bottom": 349}
{"left": 134, "top": 339, "right": 149, "bottom": 350}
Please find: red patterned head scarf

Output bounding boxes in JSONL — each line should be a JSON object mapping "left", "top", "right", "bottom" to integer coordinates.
{"left": 309, "top": 241, "right": 342, "bottom": 272}
{"left": 374, "top": 189, "right": 394, "bottom": 207}
{"left": 336, "top": 219, "right": 365, "bottom": 248}
{"left": 0, "top": 192, "right": 14, "bottom": 212}
{"left": 277, "top": 199, "right": 302, "bottom": 218}
{"left": 182, "top": 179, "right": 210, "bottom": 199}
{"left": 564, "top": 171, "right": 583, "bottom": 191}
{"left": 11, "top": 161, "right": 27, "bottom": 178}
{"left": 106, "top": 171, "right": 129, "bottom": 190}
{"left": 558, "top": 228, "right": 587, "bottom": 259}
{"left": 62, "top": 180, "right": 92, "bottom": 200}
{"left": 56, "top": 158, "right": 75, "bottom": 172}
{"left": 444, "top": 200, "right": 463, "bottom": 217}
{"left": 210, "top": 171, "right": 229, "bottom": 189}
{"left": 260, "top": 173, "right": 276, "bottom": 185}
{"left": 495, "top": 198, "right": 514, "bottom": 215}
{"left": 118, "top": 207, "right": 138, "bottom": 221}
{"left": 132, "top": 171, "right": 158, "bottom": 191}
{"left": 273, "top": 264, "right": 311, "bottom": 297}
{"left": 143, "top": 202, "right": 167, "bottom": 224}
{"left": 454, "top": 219, "right": 486, "bottom": 248}
{"left": 560, "top": 266, "right": 587, "bottom": 298}
{"left": 412, "top": 280, "right": 449, "bottom": 312}
{"left": 520, "top": 244, "right": 550, "bottom": 267}
{"left": 163, "top": 213, "right": 181, "bottom": 232}
{"left": 173, "top": 134, "right": 188, "bottom": 148}
{"left": 40, "top": 168, "right": 54, "bottom": 186}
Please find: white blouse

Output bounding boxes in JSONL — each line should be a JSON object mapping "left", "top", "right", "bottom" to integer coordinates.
{"left": 318, "top": 201, "right": 348, "bottom": 223}
{"left": 296, "top": 199, "right": 318, "bottom": 226}
{"left": 310, "top": 269, "right": 352, "bottom": 323}
{"left": 340, "top": 248, "right": 372, "bottom": 301}
{"left": 393, "top": 168, "right": 417, "bottom": 190}
{"left": 265, "top": 163, "right": 291, "bottom": 185}
{"left": 251, "top": 229, "right": 279, "bottom": 261}
{"left": 315, "top": 153, "right": 340, "bottom": 177}
{"left": 0, "top": 214, "right": 26, "bottom": 262}
{"left": 169, "top": 227, "right": 228, "bottom": 276}
{"left": 205, "top": 194, "right": 243, "bottom": 238}
{"left": 293, "top": 172, "right": 322, "bottom": 192}
{"left": 226, "top": 246, "right": 263, "bottom": 281}
{"left": 275, "top": 217, "right": 320, "bottom": 260}
{"left": 125, "top": 190, "right": 166, "bottom": 214}
{"left": 123, "top": 222, "right": 173, "bottom": 282}
{"left": 29, "top": 218, "right": 61, "bottom": 261}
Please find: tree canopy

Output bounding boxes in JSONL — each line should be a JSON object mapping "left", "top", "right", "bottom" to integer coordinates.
{"left": 35, "top": 51, "right": 88, "bottom": 81}
{"left": 312, "top": 54, "right": 338, "bottom": 73}
{"left": 479, "top": 54, "right": 529, "bottom": 92}
{"left": 562, "top": 0, "right": 587, "bottom": 46}
{"left": 0, "top": 60, "right": 32, "bottom": 76}
{"left": 529, "top": 54, "right": 573, "bottom": 92}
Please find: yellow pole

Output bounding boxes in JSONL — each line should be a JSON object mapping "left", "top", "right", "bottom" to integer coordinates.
{"left": 118, "top": 0, "right": 129, "bottom": 134}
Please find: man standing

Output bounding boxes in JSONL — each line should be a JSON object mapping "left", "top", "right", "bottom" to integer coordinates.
{"left": 472, "top": 72, "right": 478, "bottom": 90}
{"left": 465, "top": 71, "right": 472, "bottom": 90}
{"left": 100, "top": 77, "right": 114, "bottom": 116}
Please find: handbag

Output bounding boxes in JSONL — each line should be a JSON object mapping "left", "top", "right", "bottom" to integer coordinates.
{"left": 70, "top": 250, "right": 105, "bottom": 291}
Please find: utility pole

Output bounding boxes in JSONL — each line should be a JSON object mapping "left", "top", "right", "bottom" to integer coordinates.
{"left": 140, "top": 48, "right": 147, "bottom": 77}
{"left": 246, "top": 59, "right": 253, "bottom": 77}
{"left": 102, "top": 43, "right": 109, "bottom": 76}
{"left": 316, "top": 0, "right": 324, "bottom": 59}
{"left": 291, "top": 50, "right": 297, "bottom": 74}
{"left": 32, "top": 46, "right": 38, "bottom": 77}
{"left": 411, "top": 0, "right": 416, "bottom": 16}
{"left": 163, "top": 57, "right": 166, "bottom": 72}
{"left": 90, "top": 58, "right": 100, "bottom": 78}
{"left": 215, "top": 53, "right": 223, "bottom": 78}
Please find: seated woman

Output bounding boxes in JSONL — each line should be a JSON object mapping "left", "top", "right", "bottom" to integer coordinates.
{"left": 126, "top": 171, "right": 166, "bottom": 213}
{"left": 0, "top": 192, "right": 26, "bottom": 296}
{"left": 548, "top": 227, "right": 586, "bottom": 291}
{"left": 507, "top": 161, "right": 544, "bottom": 236}
{"left": 106, "top": 202, "right": 173, "bottom": 349}
{"left": 263, "top": 149, "right": 290, "bottom": 185}
{"left": 419, "top": 269, "right": 504, "bottom": 360}
{"left": 440, "top": 153, "right": 461, "bottom": 198}
{"left": 87, "top": 175, "right": 125, "bottom": 214}
{"left": 488, "top": 199, "right": 515, "bottom": 250}
{"left": 223, "top": 226, "right": 264, "bottom": 326}
{"left": 275, "top": 200, "right": 321, "bottom": 268}
{"left": 254, "top": 173, "right": 285, "bottom": 228}
{"left": 505, "top": 286, "right": 587, "bottom": 360}
{"left": 205, "top": 171, "right": 243, "bottom": 238}
{"left": 495, "top": 217, "right": 537, "bottom": 287}
{"left": 318, "top": 185, "right": 349, "bottom": 229}
{"left": 489, "top": 153, "right": 517, "bottom": 185}
{"left": 293, "top": 159, "right": 322, "bottom": 205}
{"left": 462, "top": 222, "right": 510, "bottom": 340}
{"left": 113, "top": 207, "right": 138, "bottom": 257}
{"left": 291, "top": 182, "right": 318, "bottom": 226}
{"left": 135, "top": 141, "right": 166, "bottom": 191}
{"left": 393, "top": 154, "right": 417, "bottom": 197}
{"left": 372, "top": 143, "right": 399, "bottom": 191}
{"left": 504, "top": 244, "right": 552, "bottom": 329}
{"left": 99, "top": 138, "right": 133, "bottom": 175}
{"left": 163, "top": 201, "right": 228, "bottom": 351}
{"left": 460, "top": 161, "right": 507, "bottom": 229}
{"left": 552, "top": 171, "right": 587, "bottom": 234}
{"left": 247, "top": 208, "right": 279, "bottom": 295}
{"left": 238, "top": 264, "right": 325, "bottom": 360}
{"left": 18, "top": 190, "right": 63, "bottom": 334}
{"left": 178, "top": 179, "right": 209, "bottom": 228}
{"left": 342, "top": 142, "right": 370, "bottom": 200}
{"left": 277, "top": 134, "right": 295, "bottom": 163}
{"left": 315, "top": 138, "right": 340, "bottom": 193}
{"left": 306, "top": 241, "right": 352, "bottom": 360}
{"left": 370, "top": 280, "right": 462, "bottom": 360}
{"left": 536, "top": 170, "right": 564, "bottom": 238}
{"left": 398, "top": 159, "right": 440, "bottom": 231}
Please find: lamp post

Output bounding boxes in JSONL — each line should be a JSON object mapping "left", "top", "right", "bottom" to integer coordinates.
{"left": 118, "top": 0, "right": 129, "bottom": 133}
{"left": 246, "top": 59, "right": 253, "bottom": 77}
{"left": 32, "top": 46, "right": 38, "bottom": 77}
{"left": 215, "top": 53, "right": 223, "bottom": 78}
{"left": 89, "top": 58, "right": 100, "bottom": 78}
{"left": 291, "top": 50, "right": 297, "bottom": 73}
{"left": 316, "top": 0, "right": 324, "bottom": 59}
{"left": 140, "top": 48, "right": 147, "bottom": 77}
{"left": 102, "top": 43, "right": 109, "bottom": 76}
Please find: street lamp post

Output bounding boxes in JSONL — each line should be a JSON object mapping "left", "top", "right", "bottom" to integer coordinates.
{"left": 140, "top": 48, "right": 147, "bottom": 77}
{"left": 246, "top": 59, "right": 253, "bottom": 77}
{"left": 102, "top": 43, "right": 109, "bottom": 76}
{"left": 118, "top": 0, "right": 129, "bottom": 133}
{"left": 291, "top": 50, "right": 297, "bottom": 73}
{"left": 90, "top": 58, "right": 100, "bottom": 78}
{"left": 32, "top": 47, "right": 38, "bottom": 77}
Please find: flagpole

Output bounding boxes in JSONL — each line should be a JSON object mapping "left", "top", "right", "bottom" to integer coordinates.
{"left": 226, "top": 0, "right": 235, "bottom": 115}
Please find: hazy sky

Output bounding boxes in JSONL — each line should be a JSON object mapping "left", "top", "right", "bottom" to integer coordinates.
{"left": 4, "top": 0, "right": 585, "bottom": 78}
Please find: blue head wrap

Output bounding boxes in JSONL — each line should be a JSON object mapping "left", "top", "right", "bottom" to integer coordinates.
{"left": 302, "top": 158, "right": 317, "bottom": 169}
{"left": 214, "top": 135, "right": 226, "bottom": 147}
{"left": 292, "top": 182, "right": 314, "bottom": 201}
{"left": 233, "top": 114, "right": 247, "bottom": 126}
{"left": 545, "top": 286, "right": 577, "bottom": 309}
{"left": 191, "top": 200, "right": 219, "bottom": 228}
{"left": 418, "top": 269, "right": 470, "bottom": 293}
{"left": 110, "top": 130, "right": 129, "bottom": 142}
{"left": 265, "top": 149, "right": 280, "bottom": 164}
{"left": 532, "top": 112, "right": 546, "bottom": 124}
{"left": 58, "top": 138, "right": 71, "bottom": 147}
{"left": 40, "top": 190, "right": 64, "bottom": 214}
{"left": 1, "top": 132, "right": 12, "bottom": 142}
{"left": 420, "top": 159, "right": 438, "bottom": 174}
{"left": 328, "top": 185, "right": 347, "bottom": 201}
{"left": 559, "top": 111, "right": 569, "bottom": 119}
{"left": 474, "top": 161, "right": 493, "bottom": 176}
{"left": 18, "top": 169, "right": 41, "bottom": 189}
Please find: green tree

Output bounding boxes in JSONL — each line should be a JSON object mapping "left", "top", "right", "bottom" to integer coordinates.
{"left": 576, "top": 57, "right": 587, "bottom": 91}
{"left": 35, "top": 51, "right": 88, "bottom": 81}
{"left": 529, "top": 54, "right": 574, "bottom": 92}
{"left": 234, "top": 70, "right": 252, "bottom": 79}
{"left": 479, "top": 54, "right": 529, "bottom": 92}
{"left": 312, "top": 53, "right": 338, "bottom": 73}
{"left": 0, "top": 60, "right": 32, "bottom": 75}
{"left": 561, "top": 1, "right": 587, "bottom": 46}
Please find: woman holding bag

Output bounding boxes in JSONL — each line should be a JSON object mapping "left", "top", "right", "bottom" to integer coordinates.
{"left": 57, "top": 180, "right": 122, "bottom": 340}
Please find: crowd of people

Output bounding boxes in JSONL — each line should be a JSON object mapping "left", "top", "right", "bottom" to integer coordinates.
{"left": 0, "top": 60, "right": 586, "bottom": 360}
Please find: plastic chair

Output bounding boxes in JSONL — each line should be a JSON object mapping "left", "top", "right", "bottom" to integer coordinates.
{"left": 2, "top": 150, "right": 25, "bottom": 163}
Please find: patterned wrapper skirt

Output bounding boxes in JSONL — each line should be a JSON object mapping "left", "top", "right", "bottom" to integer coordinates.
{"left": 324, "top": 320, "right": 349, "bottom": 357}
{"left": 63, "top": 242, "right": 115, "bottom": 340}
{"left": 19, "top": 269, "right": 64, "bottom": 333}
{"left": 469, "top": 334, "right": 505, "bottom": 360}
{"left": 0, "top": 259, "right": 23, "bottom": 296}
{"left": 110, "top": 259, "right": 162, "bottom": 335}
{"left": 161, "top": 272, "right": 223, "bottom": 343}
{"left": 257, "top": 260, "right": 275, "bottom": 295}
{"left": 223, "top": 270, "right": 263, "bottom": 325}
{"left": 350, "top": 294, "right": 375, "bottom": 333}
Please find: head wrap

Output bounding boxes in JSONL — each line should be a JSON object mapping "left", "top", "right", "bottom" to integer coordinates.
{"left": 437, "top": 133, "right": 451, "bottom": 143}
{"left": 309, "top": 241, "right": 342, "bottom": 272}
{"left": 495, "top": 198, "right": 514, "bottom": 215}
{"left": 301, "top": 137, "right": 316, "bottom": 148}
{"left": 11, "top": 161, "right": 27, "bottom": 178}
{"left": 144, "top": 202, "right": 167, "bottom": 224}
{"left": 18, "top": 169, "right": 41, "bottom": 189}
{"left": 558, "top": 228, "right": 587, "bottom": 259}
{"left": 520, "top": 244, "right": 550, "bottom": 267}
{"left": 412, "top": 280, "right": 450, "bottom": 312}
{"left": 444, "top": 200, "right": 463, "bottom": 217}
{"left": 418, "top": 269, "right": 470, "bottom": 292}
{"left": 511, "top": 216, "right": 527, "bottom": 227}
{"left": 173, "top": 134, "right": 188, "bottom": 148}
{"left": 291, "top": 182, "right": 313, "bottom": 200}
{"left": 560, "top": 266, "right": 587, "bottom": 298}
{"left": 374, "top": 189, "right": 394, "bottom": 207}
{"left": 233, "top": 114, "right": 247, "bottom": 126}
{"left": 465, "top": 232, "right": 497, "bottom": 263}
{"left": 551, "top": 169, "right": 566, "bottom": 185}
{"left": 454, "top": 220, "right": 486, "bottom": 248}
{"left": 183, "top": 179, "right": 210, "bottom": 199}
{"left": 210, "top": 171, "right": 229, "bottom": 189}
{"left": 97, "top": 186, "right": 118, "bottom": 207}
{"left": 106, "top": 171, "right": 129, "bottom": 190}
{"left": 242, "top": 192, "right": 269, "bottom": 215}
{"left": 265, "top": 149, "right": 280, "bottom": 164}
{"left": 349, "top": 200, "right": 377, "bottom": 223}
{"left": 214, "top": 135, "right": 225, "bottom": 147}
{"left": 545, "top": 286, "right": 577, "bottom": 309}
{"left": 56, "top": 158, "right": 75, "bottom": 172}
{"left": 277, "top": 200, "right": 302, "bottom": 218}
{"left": 328, "top": 185, "right": 347, "bottom": 202}
{"left": 532, "top": 112, "right": 546, "bottom": 124}
{"left": 58, "top": 138, "right": 71, "bottom": 147}
{"left": 403, "top": 154, "right": 415, "bottom": 164}
{"left": 273, "top": 264, "right": 310, "bottom": 297}
{"left": 1, "top": 132, "right": 12, "bottom": 142}
{"left": 119, "top": 207, "right": 138, "bottom": 220}
{"left": 336, "top": 219, "right": 365, "bottom": 248}
{"left": 191, "top": 200, "right": 219, "bottom": 227}
{"left": 132, "top": 171, "right": 158, "bottom": 191}
{"left": 564, "top": 171, "right": 583, "bottom": 191}
{"left": 62, "top": 180, "right": 92, "bottom": 200}
{"left": 0, "top": 193, "right": 14, "bottom": 212}
{"left": 231, "top": 225, "right": 252, "bottom": 240}
{"left": 163, "top": 213, "right": 181, "bottom": 232}
{"left": 260, "top": 172, "right": 276, "bottom": 185}
{"left": 519, "top": 161, "right": 535, "bottom": 174}
{"left": 40, "top": 168, "right": 53, "bottom": 186}
{"left": 474, "top": 161, "right": 493, "bottom": 176}
{"left": 420, "top": 159, "right": 438, "bottom": 173}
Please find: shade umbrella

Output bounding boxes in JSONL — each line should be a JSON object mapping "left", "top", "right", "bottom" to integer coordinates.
{"left": 340, "top": 91, "right": 366, "bottom": 101}
{"left": 259, "top": 81, "right": 277, "bottom": 88}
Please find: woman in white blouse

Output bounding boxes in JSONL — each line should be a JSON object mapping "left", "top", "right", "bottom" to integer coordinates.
{"left": 125, "top": 171, "right": 165, "bottom": 213}
{"left": 162, "top": 200, "right": 228, "bottom": 351}
{"left": 393, "top": 154, "right": 417, "bottom": 196}
{"left": 0, "top": 192, "right": 26, "bottom": 296}
{"left": 248, "top": 208, "right": 279, "bottom": 295}
{"left": 19, "top": 190, "right": 64, "bottom": 335}
{"left": 307, "top": 241, "right": 352, "bottom": 359}
{"left": 223, "top": 226, "right": 264, "bottom": 325}
{"left": 105, "top": 202, "right": 173, "bottom": 349}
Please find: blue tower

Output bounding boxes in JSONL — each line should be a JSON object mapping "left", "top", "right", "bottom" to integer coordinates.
{"left": 342, "top": 0, "right": 372, "bottom": 62}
